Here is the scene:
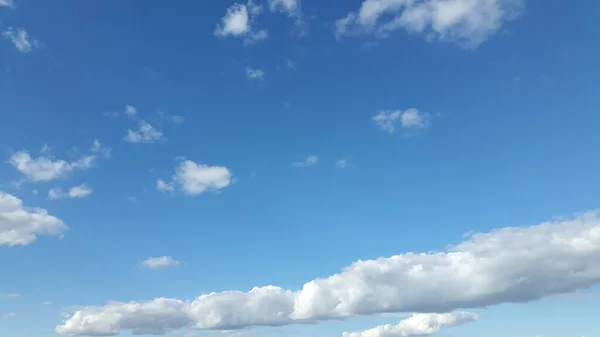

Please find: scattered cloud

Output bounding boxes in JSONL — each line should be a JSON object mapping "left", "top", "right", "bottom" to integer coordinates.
{"left": 246, "top": 67, "right": 265, "bottom": 80}
{"left": 373, "top": 109, "right": 431, "bottom": 134}
{"left": 268, "top": 0, "right": 307, "bottom": 35}
{"left": 125, "top": 105, "right": 137, "bottom": 118}
{"left": 335, "top": 0, "right": 524, "bottom": 47}
{"left": 156, "top": 179, "right": 174, "bottom": 192}
{"left": 343, "top": 311, "right": 479, "bottom": 337}
{"left": 141, "top": 256, "right": 181, "bottom": 269}
{"left": 90, "top": 139, "right": 111, "bottom": 158}
{"left": 9, "top": 150, "right": 97, "bottom": 182}
{"left": 1, "top": 312, "right": 19, "bottom": 319}
{"left": 48, "top": 184, "right": 93, "bottom": 200}
{"left": 42, "top": 301, "right": 53, "bottom": 306}
{"left": 0, "top": 192, "right": 67, "bottom": 246}
{"left": 215, "top": 1, "right": 268, "bottom": 45}
{"left": 57, "top": 210, "right": 600, "bottom": 335}
{"left": 124, "top": 121, "right": 165, "bottom": 143}
{"left": 3, "top": 27, "right": 36, "bottom": 52}
{"left": 0, "top": 0, "right": 13, "bottom": 8}
{"left": 1, "top": 293, "right": 20, "bottom": 299}
{"left": 335, "top": 159, "right": 351, "bottom": 169}
{"left": 158, "top": 110, "right": 185, "bottom": 124}
{"left": 292, "top": 155, "right": 318, "bottom": 168}
{"left": 158, "top": 160, "right": 232, "bottom": 196}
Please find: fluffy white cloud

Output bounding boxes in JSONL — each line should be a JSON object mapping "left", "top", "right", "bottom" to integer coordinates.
{"left": 125, "top": 105, "right": 137, "bottom": 118}
{"left": 335, "top": 0, "right": 524, "bottom": 47}
{"left": 0, "top": 192, "right": 67, "bottom": 246}
{"left": 158, "top": 160, "right": 232, "bottom": 196}
{"left": 48, "top": 184, "right": 93, "bottom": 200}
{"left": 57, "top": 210, "right": 600, "bottom": 335}
{"left": 292, "top": 155, "right": 318, "bottom": 167}
{"left": 215, "top": 1, "right": 268, "bottom": 45}
{"left": 343, "top": 311, "right": 478, "bottom": 337}
{"left": 9, "top": 151, "right": 96, "bottom": 182}
{"left": 245, "top": 67, "right": 265, "bottom": 80}
{"left": 141, "top": 256, "right": 180, "bottom": 269}
{"left": 124, "top": 121, "right": 165, "bottom": 143}
{"left": 268, "top": 0, "right": 306, "bottom": 34}
{"left": 373, "top": 109, "right": 430, "bottom": 134}
{"left": 3, "top": 27, "right": 36, "bottom": 52}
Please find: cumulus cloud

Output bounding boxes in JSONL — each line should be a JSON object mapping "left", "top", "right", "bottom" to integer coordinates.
{"left": 245, "top": 67, "right": 265, "bottom": 80}
{"left": 292, "top": 155, "right": 318, "bottom": 168}
{"left": 125, "top": 105, "right": 137, "bottom": 118}
{"left": 48, "top": 184, "right": 93, "bottom": 200}
{"left": 3, "top": 27, "right": 36, "bottom": 52}
{"left": 57, "top": 210, "right": 600, "bottom": 335}
{"left": 124, "top": 121, "right": 165, "bottom": 143}
{"left": 215, "top": 1, "right": 268, "bottom": 45}
{"left": 141, "top": 256, "right": 180, "bottom": 269}
{"left": 343, "top": 311, "right": 478, "bottom": 337}
{"left": 0, "top": 192, "right": 67, "bottom": 246}
{"left": 9, "top": 150, "right": 97, "bottom": 182}
{"left": 158, "top": 160, "right": 232, "bottom": 196}
{"left": 373, "top": 109, "right": 430, "bottom": 134}
{"left": 335, "top": 0, "right": 524, "bottom": 47}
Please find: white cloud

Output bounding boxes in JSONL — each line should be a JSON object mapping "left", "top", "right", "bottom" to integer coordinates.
{"left": 49, "top": 185, "right": 93, "bottom": 200}
{"left": 158, "top": 160, "right": 232, "bottom": 196}
{"left": 373, "top": 109, "right": 430, "bottom": 134}
{"left": 1, "top": 293, "right": 20, "bottom": 299}
{"left": 124, "top": 121, "right": 165, "bottom": 143}
{"left": 245, "top": 67, "right": 265, "bottom": 80}
{"left": 9, "top": 151, "right": 96, "bottom": 182}
{"left": 292, "top": 155, "right": 318, "bottom": 168}
{"left": 215, "top": 1, "right": 268, "bottom": 45}
{"left": 0, "top": 0, "right": 13, "bottom": 8}
{"left": 268, "top": 0, "right": 307, "bottom": 35}
{"left": 42, "top": 301, "right": 53, "bottom": 306}
{"left": 156, "top": 179, "right": 174, "bottom": 192}
{"left": 125, "top": 105, "right": 137, "bottom": 118}
{"left": 335, "top": 159, "right": 350, "bottom": 169}
{"left": 1, "top": 312, "right": 19, "bottom": 319}
{"left": 90, "top": 139, "right": 112, "bottom": 159}
{"left": 343, "top": 311, "right": 478, "bottom": 337}
{"left": 0, "top": 192, "right": 67, "bottom": 246}
{"left": 141, "top": 256, "right": 180, "bottom": 269}
{"left": 159, "top": 111, "right": 185, "bottom": 124}
{"left": 57, "top": 210, "right": 600, "bottom": 335}
{"left": 3, "top": 27, "right": 36, "bottom": 52}
{"left": 335, "top": 0, "right": 524, "bottom": 47}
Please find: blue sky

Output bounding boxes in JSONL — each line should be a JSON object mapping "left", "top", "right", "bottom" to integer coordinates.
{"left": 1, "top": 0, "right": 599, "bottom": 337}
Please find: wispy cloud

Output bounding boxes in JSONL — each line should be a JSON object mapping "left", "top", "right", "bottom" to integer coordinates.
{"left": 292, "top": 155, "right": 318, "bottom": 168}
{"left": 140, "top": 256, "right": 180, "bottom": 269}
{"left": 3, "top": 27, "right": 36, "bottom": 53}
{"left": 124, "top": 121, "right": 165, "bottom": 143}
{"left": 246, "top": 67, "right": 265, "bottom": 80}
{"left": 48, "top": 184, "right": 93, "bottom": 200}
{"left": 373, "top": 109, "right": 431, "bottom": 134}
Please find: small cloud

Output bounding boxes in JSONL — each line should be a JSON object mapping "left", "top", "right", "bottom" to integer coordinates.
{"left": 125, "top": 105, "right": 137, "bottom": 118}
{"left": 48, "top": 184, "right": 93, "bottom": 200}
{"left": 124, "top": 121, "right": 165, "bottom": 143}
{"left": 373, "top": 109, "right": 431, "bottom": 134}
{"left": 335, "top": 159, "right": 351, "bottom": 169}
{"left": 1, "top": 293, "right": 20, "bottom": 299}
{"left": 41, "top": 301, "right": 52, "bottom": 306}
{"left": 215, "top": 1, "right": 268, "bottom": 45}
{"left": 285, "top": 58, "right": 297, "bottom": 70}
{"left": 156, "top": 179, "right": 174, "bottom": 192}
{"left": 292, "top": 155, "right": 318, "bottom": 168}
{"left": 0, "top": 0, "right": 14, "bottom": 8}
{"left": 126, "top": 196, "right": 138, "bottom": 203}
{"left": 1, "top": 312, "right": 19, "bottom": 319}
{"left": 158, "top": 111, "right": 185, "bottom": 124}
{"left": 3, "top": 27, "right": 37, "bottom": 53}
{"left": 9, "top": 150, "right": 96, "bottom": 182}
{"left": 91, "top": 139, "right": 111, "bottom": 158}
{"left": 245, "top": 67, "right": 264, "bottom": 80}
{"left": 140, "top": 256, "right": 180, "bottom": 269}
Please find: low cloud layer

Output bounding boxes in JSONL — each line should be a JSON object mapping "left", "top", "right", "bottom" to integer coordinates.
{"left": 57, "top": 210, "right": 600, "bottom": 335}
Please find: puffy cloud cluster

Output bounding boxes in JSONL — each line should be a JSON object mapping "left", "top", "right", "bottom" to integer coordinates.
{"left": 157, "top": 160, "right": 232, "bottom": 196}
{"left": 373, "top": 109, "right": 430, "bottom": 134}
{"left": 336, "top": 0, "right": 524, "bottom": 47}
{"left": 214, "top": 1, "right": 268, "bottom": 45}
{"left": 57, "top": 210, "right": 600, "bottom": 335}
{"left": 342, "top": 311, "right": 479, "bottom": 337}
{"left": 0, "top": 192, "right": 67, "bottom": 246}
{"left": 124, "top": 121, "right": 165, "bottom": 143}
